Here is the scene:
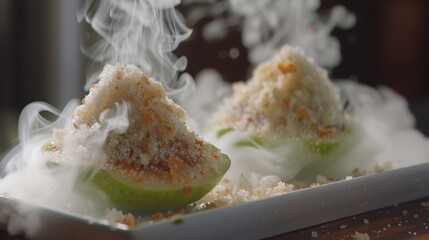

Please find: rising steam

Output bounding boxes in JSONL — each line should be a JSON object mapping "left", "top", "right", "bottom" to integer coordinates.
{"left": 186, "top": 0, "right": 355, "bottom": 68}
{"left": 77, "top": 0, "right": 195, "bottom": 99}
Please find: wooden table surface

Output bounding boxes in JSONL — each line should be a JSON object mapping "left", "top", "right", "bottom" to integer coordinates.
{"left": 269, "top": 196, "right": 429, "bottom": 239}
{"left": 1, "top": 196, "right": 429, "bottom": 240}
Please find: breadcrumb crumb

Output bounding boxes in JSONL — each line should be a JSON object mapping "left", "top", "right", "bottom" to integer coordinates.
{"left": 351, "top": 231, "right": 370, "bottom": 240}
{"left": 103, "top": 208, "right": 136, "bottom": 226}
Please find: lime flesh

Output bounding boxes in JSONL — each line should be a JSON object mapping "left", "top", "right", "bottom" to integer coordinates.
{"left": 91, "top": 154, "right": 230, "bottom": 211}
{"left": 219, "top": 129, "right": 341, "bottom": 156}
{"left": 302, "top": 140, "right": 341, "bottom": 156}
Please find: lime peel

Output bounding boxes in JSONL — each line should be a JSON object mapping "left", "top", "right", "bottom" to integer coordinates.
{"left": 91, "top": 153, "right": 230, "bottom": 211}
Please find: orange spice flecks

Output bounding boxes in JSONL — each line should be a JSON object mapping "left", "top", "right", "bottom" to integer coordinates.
{"left": 123, "top": 214, "right": 136, "bottom": 226}
{"left": 144, "top": 114, "right": 154, "bottom": 125}
{"left": 195, "top": 139, "right": 203, "bottom": 147}
{"left": 282, "top": 98, "right": 290, "bottom": 107}
{"left": 211, "top": 152, "right": 221, "bottom": 160}
{"left": 141, "top": 111, "right": 155, "bottom": 125}
{"left": 277, "top": 62, "right": 297, "bottom": 74}
{"left": 201, "top": 202, "right": 218, "bottom": 210}
{"left": 114, "top": 160, "right": 142, "bottom": 172}
{"left": 318, "top": 126, "right": 337, "bottom": 138}
{"left": 167, "top": 156, "right": 187, "bottom": 183}
{"left": 297, "top": 106, "right": 309, "bottom": 120}
{"left": 150, "top": 212, "right": 164, "bottom": 221}
{"left": 165, "top": 125, "right": 173, "bottom": 134}
{"left": 183, "top": 185, "right": 192, "bottom": 195}
{"left": 150, "top": 208, "right": 185, "bottom": 222}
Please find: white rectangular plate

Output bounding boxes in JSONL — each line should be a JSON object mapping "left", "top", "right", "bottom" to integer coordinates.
{"left": 1, "top": 162, "right": 429, "bottom": 240}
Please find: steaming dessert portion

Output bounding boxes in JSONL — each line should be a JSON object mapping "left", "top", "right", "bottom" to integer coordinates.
{"left": 209, "top": 45, "right": 351, "bottom": 183}
{"left": 195, "top": 45, "right": 423, "bottom": 206}
{"left": 212, "top": 45, "right": 347, "bottom": 141}
{"left": 47, "top": 64, "right": 230, "bottom": 211}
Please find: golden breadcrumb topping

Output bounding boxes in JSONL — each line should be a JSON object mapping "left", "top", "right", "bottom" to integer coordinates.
{"left": 212, "top": 46, "right": 347, "bottom": 140}
{"left": 53, "top": 64, "right": 224, "bottom": 185}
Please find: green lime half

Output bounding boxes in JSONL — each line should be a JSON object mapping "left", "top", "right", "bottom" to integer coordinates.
{"left": 92, "top": 154, "right": 231, "bottom": 211}
{"left": 45, "top": 143, "right": 230, "bottom": 211}
{"left": 215, "top": 129, "right": 341, "bottom": 156}
{"left": 91, "top": 155, "right": 230, "bottom": 211}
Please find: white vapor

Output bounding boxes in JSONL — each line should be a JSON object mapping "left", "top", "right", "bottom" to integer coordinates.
{"left": 77, "top": 0, "right": 195, "bottom": 100}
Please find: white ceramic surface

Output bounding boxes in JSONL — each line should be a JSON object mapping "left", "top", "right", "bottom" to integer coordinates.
{"left": 1, "top": 162, "right": 429, "bottom": 239}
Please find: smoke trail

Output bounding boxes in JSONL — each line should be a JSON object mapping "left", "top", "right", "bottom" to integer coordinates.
{"left": 0, "top": 99, "right": 129, "bottom": 204}
{"left": 0, "top": 101, "right": 78, "bottom": 176}
{"left": 231, "top": 0, "right": 356, "bottom": 67}
{"left": 77, "top": 0, "right": 195, "bottom": 100}
{"left": 186, "top": 0, "right": 355, "bottom": 68}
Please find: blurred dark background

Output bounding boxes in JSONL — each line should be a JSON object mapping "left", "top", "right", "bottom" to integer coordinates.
{"left": 0, "top": 0, "right": 428, "bottom": 153}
